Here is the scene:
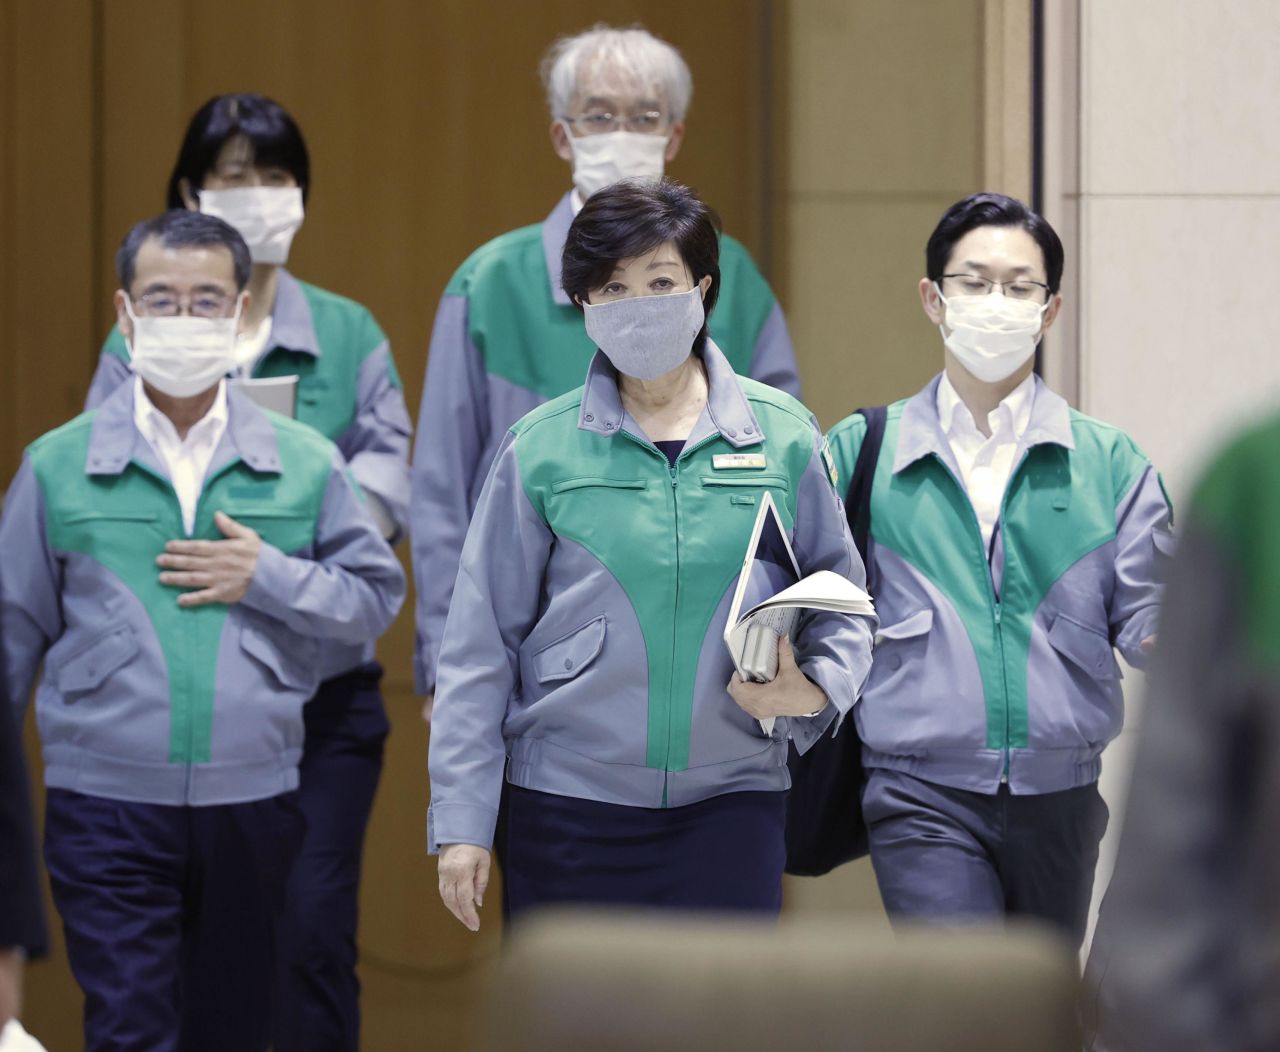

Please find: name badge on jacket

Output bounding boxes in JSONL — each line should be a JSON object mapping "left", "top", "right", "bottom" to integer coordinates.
{"left": 712, "top": 453, "right": 767, "bottom": 470}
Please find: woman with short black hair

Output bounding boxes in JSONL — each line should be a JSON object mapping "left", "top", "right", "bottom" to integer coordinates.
{"left": 427, "top": 178, "right": 874, "bottom": 929}
{"left": 84, "top": 92, "right": 410, "bottom": 1052}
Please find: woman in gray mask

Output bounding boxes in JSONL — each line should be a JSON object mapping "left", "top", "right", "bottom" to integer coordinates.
{"left": 427, "top": 179, "right": 875, "bottom": 930}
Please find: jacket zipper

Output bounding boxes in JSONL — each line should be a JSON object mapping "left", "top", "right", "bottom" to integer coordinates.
{"left": 665, "top": 457, "right": 679, "bottom": 808}
{"left": 181, "top": 483, "right": 197, "bottom": 799}
{"left": 621, "top": 429, "right": 720, "bottom": 807}
{"left": 663, "top": 434, "right": 723, "bottom": 805}
{"left": 184, "top": 464, "right": 231, "bottom": 795}
{"left": 933, "top": 448, "right": 1032, "bottom": 785}
{"left": 994, "top": 448, "right": 1032, "bottom": 785}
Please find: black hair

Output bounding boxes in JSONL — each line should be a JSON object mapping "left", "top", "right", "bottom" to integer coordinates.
{"left": 166, "top": 93, "right": 310, "bottom": 209}
{"left": 562, "top": 178, "right": 721, "bottom": 353}
{"left": 116, "top": 210, "right": 252, "bottom": 292}
{"left": 926, "top": 192, "right": 1065, "bottom": 293}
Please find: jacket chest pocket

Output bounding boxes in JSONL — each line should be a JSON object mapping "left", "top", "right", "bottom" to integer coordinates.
{"left": 550, "top": 477, "right": 649, "bottom": 495}
{"left": 699, "top": 474, "right": 791, "bottom": 510}
{"left": 695, "top": 475, "right": 793, "bottom": 569}
{"left": 219, "top": 505, "right": 315, "bottom": 554}
{"left": 545, "top": 478, "right": 651, "bottom": 545}
{"left": 53, "top": 509, "right": 167, "bottom": 555}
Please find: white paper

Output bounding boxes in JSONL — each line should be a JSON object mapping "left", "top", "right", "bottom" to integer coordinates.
{"left": 231, "top": 374, "right": 298, "bottom": 418}
{"left": 722, "top": 494, "right": 874, "bottom": 734}
{"left": 0, "top": 1020, "right": 50, "bottom": 1052}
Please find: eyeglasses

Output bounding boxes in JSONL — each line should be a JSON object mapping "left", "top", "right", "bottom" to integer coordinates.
{"left": 562, "top": 110, "right": 667, "bottom": 136}
{"left": 133, "top": 292, "right": 237, "bottom": 318}
{"left": 940, "top": 274, "right": 1051, "bottom": 302}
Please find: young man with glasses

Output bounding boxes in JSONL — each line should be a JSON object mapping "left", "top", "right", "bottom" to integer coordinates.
{"left": 825, "top": 192, "right": 1173, "bottom": 947}
{"left": 0, "top": 210, "right": 404, "bottom": 1051}
{"left": 410, "top": 24, "right": 800, "bottom": 707}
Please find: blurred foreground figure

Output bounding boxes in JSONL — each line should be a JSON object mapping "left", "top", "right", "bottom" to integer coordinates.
{"left": 1085, "top": 413, "right": 1280, "bottom": 1050}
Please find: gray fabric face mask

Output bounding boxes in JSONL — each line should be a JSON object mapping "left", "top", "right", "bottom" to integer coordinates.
{"left": 582, "top": 286, "right": 705, "bottom": 381}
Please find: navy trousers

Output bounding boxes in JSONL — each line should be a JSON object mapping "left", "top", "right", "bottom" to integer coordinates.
{"left": 862, "top": 768, "right": 1109, "bottom": 948}
{"left": 504, "top": 785, "right": 787, "bottom": 922}
{"left": 44, "top": 788, "right": 305, "bottom": 1052}
{"left": 273, "top": 662, "right": 389, "bottom": 1052}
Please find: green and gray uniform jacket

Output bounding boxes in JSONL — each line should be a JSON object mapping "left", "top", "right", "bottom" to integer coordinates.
{"left": 426, "top": 341, "right": 872, "bottom": 852}
{"left": 1085, "top": 416, "right": 1280, "bottom": 1052}
{"left": 0, "top": 382, "right": 405, "bottom": 806}
{"left": 826, "top": 374, "right": 1172, "bottom": 795}
{"left": 87, "top": 270, "right": 411, "bottom": 679}
{"left": 411, "top": 191, "right": 800, "bottom": 696}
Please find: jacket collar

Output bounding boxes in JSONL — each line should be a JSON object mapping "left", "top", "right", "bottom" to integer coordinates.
{"left": 892, "top": 372, "right": 1075, "bottom": 476}
{"left": 267, "top": 269, "right": 322, "bottom": 359}
{"left": 86, "top": 379, "right": 284, "bottom": 478}
{"left": 541, "top": 191, "right": 577, "bottom": 307}
{"left": 578, "top": 339, "right": 765, "bottom": 450}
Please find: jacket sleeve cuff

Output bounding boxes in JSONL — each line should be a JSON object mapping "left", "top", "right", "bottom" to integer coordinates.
{"left": 241, "top": 543, "right": 295, "bottom": 622}
{"left": 413, "top": 652, "right": 434, "bottom": 698}
{"left": 427, "top": 802, "right": 498, "bottom": 855}
{"left": 791, "top": 661, "right": 853, "bottom": 754}
{"left": 1115, "top": 605, "right": 1160, "bottom": 669}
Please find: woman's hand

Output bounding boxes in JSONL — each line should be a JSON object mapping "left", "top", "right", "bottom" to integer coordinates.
{"left": 727, "top": 635, "right": 829, "bottom": 720}
{"left": 438, "top": 843, "right": 491, "bottom": 932}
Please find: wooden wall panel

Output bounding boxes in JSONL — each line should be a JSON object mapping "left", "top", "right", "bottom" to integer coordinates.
{"left": 0, "top": 1, "right": 97, "bottom": 479}
{"left": 3, "top": 7, "right": 98, "bottom": 1050}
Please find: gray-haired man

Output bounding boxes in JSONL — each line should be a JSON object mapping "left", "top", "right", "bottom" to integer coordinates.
{"left": 410, "top": 23, "right": 801, "bottom": 706}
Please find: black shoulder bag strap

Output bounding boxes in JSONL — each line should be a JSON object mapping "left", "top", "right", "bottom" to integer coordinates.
{"left": 844, "top": 405, "right": 888, "bottom": 566}
{"left": 783, "top": 404, "right": 888, "bottom": 876}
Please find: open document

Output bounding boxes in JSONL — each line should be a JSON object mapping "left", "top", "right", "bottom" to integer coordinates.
{"left": 231, "top": 375, "right": 299, "bottom": 418}
{"left": 724, "top": 491, "right": 874, "bottom": 733}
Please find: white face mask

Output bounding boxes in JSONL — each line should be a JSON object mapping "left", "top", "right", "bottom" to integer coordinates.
{"left": 125, "top": 296, "right": 243, "bottom": 398}
{"left": 198, "top": 186, "right": 304, "bottom": 265}
{"left": 562, "top": 124, "right": 668, "bottom": 200}
{"left": 935, "top": 284, "right": 1050, "bottom": 383}
{"left": 583, "top": 286, "right": 705, "bottom": 380}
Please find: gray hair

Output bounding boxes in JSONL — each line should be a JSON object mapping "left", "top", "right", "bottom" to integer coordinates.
{"left": 116, "top": 209, "right": 252, "bottom": 292}
{"left": 540, "top": 24, "right": 693, "bottom": 122}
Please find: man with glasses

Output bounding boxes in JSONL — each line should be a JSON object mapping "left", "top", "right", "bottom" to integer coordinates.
{"left": 0, "top": 210, "right": 404, "bottom": 1051}
{"left": 825, "top": 193, "right": 1172, "bottom": 947}
{"left": 410, "top": 24, "right": 800, "bottom": 707}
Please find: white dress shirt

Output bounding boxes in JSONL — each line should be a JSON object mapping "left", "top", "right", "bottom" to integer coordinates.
{"left": 936, "top": 372, "right": 1036, "bottom": 550}
{"left": 134, "top": 377, "right": 229, "bottom": 535}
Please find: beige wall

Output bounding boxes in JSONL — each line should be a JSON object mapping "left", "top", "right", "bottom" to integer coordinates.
{"left": 1074, "top": 0, "right": 1280, "bottom": 501}
{"left": 1040, "top": 0, "right": 1280, "bottom": 953}
{"left": 777, "top": 0, "right": 1031, "bottom": 434}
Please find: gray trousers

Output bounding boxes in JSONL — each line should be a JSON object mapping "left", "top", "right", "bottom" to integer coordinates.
{"left": 862, "top": 767, "right": 1109, "bottom": 948}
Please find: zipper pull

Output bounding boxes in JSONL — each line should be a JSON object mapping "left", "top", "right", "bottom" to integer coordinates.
{"left": 993, "top": 604, "right": 1002, "bottom": 625}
